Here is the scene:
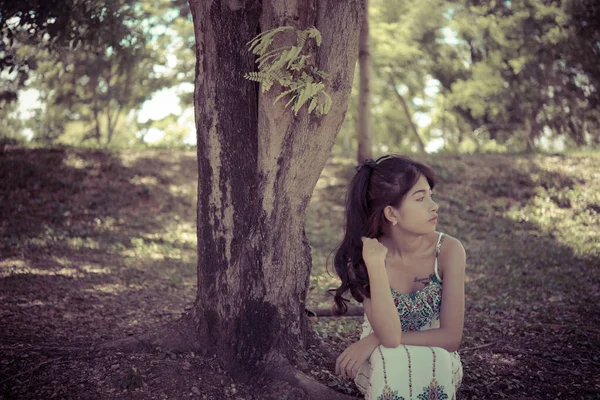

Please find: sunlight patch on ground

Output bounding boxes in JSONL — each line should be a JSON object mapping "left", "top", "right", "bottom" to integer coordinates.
{"left": 86, "top": 283, "right": 127, "bottom": 295}
{"left": 168, "top": 183, "right": 194, "bottom": 197}
{"left": 16, "top": 299, "right": 46, "bottom": 308}
{"left": 53, "top": 256, "right": 74, "bottom": 266}
{"left": 149, "top": 252, "right": 165, "bottom": 260}
{"left": 0, "top": 258, "right": 85, "bottom": 278}
{"left": 314, "top": 175, "right": 346, "bottom": 190}
{"left": 1, "top": 264, "right": 83, "bottom": 278}
{"left": 130, "top": 175, "right": 159, "bottom": 186}
{"left": 179, "top": 230, "right": 195, "bottom": 243}
{"left": 0, "top": 259, "right": 28, "bottom": 277}
{"left": 490, "top": 353, "right": 519, "bottom": 367}
{"left": 26, "top": 238, "right": 50, "bottom": 248}
{"left": 53, "top": 267, "right": 82, "bottom": 277}
{"left": 63, "top": 153, "right": 89, "bottom": 169}
{"left": 311, "top": 272, "right": 341, "bottom": 290}
{"left": 504, "top": 194, "right": 599, "bottom": 256}
{"left": 0, "top": 258, "right": 27, "bottom": 268}
{"left": 80, "top": 264, "right": 112, "bottom": 275}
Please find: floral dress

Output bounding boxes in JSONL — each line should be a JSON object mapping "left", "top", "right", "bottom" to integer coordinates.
{"left": 354, "top": 233, "right": 463, "bottom": 400}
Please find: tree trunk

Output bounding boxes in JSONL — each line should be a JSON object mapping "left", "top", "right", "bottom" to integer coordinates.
{"left": 526, "top": 104, "right": 541, "bottom": 152}
{"left": 92, "top": 99, "right": 102, "bottom": 145}
{"left": 186, "top": 0, "right": 362, "bottom": 386}
{"left": 388, "top": 74, "right": 426, "bottom": 153}
{"left": 357, "top": 0, "right": 372, "bottom": 163}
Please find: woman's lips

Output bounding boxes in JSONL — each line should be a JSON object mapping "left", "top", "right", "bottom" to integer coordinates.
{"left": 428, "top": 216, "right": 438, "bottom": 223}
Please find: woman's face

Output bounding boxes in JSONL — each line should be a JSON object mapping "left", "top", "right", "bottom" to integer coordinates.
{"left": 393, "top": 174, "right": 439, "bottom": 234}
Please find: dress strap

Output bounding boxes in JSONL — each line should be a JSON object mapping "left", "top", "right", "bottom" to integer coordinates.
{"left": 434, "top": 232, "right": 445, "bottom": 282}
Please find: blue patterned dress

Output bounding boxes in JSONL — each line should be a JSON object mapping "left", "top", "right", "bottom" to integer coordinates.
{"left": 354, "top": 233, "right": 463, "bottom": 400}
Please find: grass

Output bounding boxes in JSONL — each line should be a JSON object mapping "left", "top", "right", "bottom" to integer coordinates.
{"left": 1, "top": 148, "right": 599, "bottom": 399}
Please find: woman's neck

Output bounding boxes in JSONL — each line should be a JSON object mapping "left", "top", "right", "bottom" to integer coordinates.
{"left": 380, "top": 230, "right": 427, "bottom": 260}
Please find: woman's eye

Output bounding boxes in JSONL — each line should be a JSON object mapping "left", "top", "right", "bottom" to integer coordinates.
{"left": 417, "top": 197, "right": 425, "bottom": 202}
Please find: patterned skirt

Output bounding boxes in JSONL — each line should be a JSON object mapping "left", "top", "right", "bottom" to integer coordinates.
{"left": 354, "top": 344, "right": 463, "bottom": 400}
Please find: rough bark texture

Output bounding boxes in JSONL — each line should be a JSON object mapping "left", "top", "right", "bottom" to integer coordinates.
{"left": 187, "top": 0, "right": 362, "bottom": 384}
{"left": 357, "top": 0, "right": 372, "bottom": 163}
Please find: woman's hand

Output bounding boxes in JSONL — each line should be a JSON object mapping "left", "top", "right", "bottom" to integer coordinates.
{"left": 335, "top": 336, "right": 378, "bottom": 380}
{"left": 361, "top": 237, "right": 388, "bottom": 269}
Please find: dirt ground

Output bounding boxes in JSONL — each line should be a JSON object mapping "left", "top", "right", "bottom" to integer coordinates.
{"left": 1, "top": 148, "right": 599, "bottom": 399}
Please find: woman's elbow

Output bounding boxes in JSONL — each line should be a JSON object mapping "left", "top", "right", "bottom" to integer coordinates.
{"left": 443, "top": 335, "right": 462, "bottom": 352}
{"left": 443, "top": 342, "right": 459, "bottom": 352}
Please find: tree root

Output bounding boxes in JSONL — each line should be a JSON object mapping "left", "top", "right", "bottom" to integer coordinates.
{"left": 99, "top": 316, "right": 203, "bottom": 354}
{"left": 306, "top": 306, "right": 364, "bottom": 318}
{"left": 99, "top": 315, "right": 357, "bottom": 400}
{"left": 305, "top": 329, "right": 338, "bottom": 365}
{"left": 268, "top": 361, "right": 358, "bottom": 400}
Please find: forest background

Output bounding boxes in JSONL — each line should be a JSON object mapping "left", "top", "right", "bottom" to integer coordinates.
{"left": 2, "top": 0, "right": 599, "bottom": 154}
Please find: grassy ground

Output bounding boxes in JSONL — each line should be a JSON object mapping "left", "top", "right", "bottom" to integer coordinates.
{"left": 1, "top": 147, "right": 599, "bottom": 399}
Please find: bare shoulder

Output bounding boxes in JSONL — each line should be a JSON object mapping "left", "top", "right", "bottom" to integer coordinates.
{"left": 438, "top": 234, "right": 466, "bottom": 273}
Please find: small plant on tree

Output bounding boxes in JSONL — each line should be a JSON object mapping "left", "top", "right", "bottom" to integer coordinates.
{"left": 244, "top": 26, "right": 332, "bottom": 116}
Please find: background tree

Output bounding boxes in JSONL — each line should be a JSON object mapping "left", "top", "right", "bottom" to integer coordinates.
{"left": 435, "top": 0, "right": 600, "bottom": 151}
{"left": 0, "top": 0, "right": 193, "bottom": 147}
{"left": 339, "top": 0, "right": 447, "bottom": 154}
{"left": 336, "top": 0, "right": 600, "bottom": 154}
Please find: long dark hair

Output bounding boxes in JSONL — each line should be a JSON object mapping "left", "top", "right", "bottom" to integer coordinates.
{"left": 329, "top": 154, "right": 436, "bottom": 315}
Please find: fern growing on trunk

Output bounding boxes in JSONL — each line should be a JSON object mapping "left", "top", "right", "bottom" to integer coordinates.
{"left": 244, "top": 26, "right": 332, "bottom": 116}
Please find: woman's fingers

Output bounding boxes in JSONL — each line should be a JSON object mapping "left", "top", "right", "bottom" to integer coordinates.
{"left": 339, "top": 355, "right": 354, "bottom": 379}
{"left": 344, "top": 359, "right": 357, "bottom": 379}
{"left": 335, "top": 350, "right": 348, "bottom": 376}
{"left": 339, "top": 357, "right": 351, "bottom": 378}
{"left": 351, "top": 362, "right": 360, "bottom": 379}
{"left": 337, "top": 346, "right": 364, "bottom": 380}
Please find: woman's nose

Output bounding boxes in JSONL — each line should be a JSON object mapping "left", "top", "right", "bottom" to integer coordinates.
{"left": 430, "top": 199, "right": 439, "bottom": 212}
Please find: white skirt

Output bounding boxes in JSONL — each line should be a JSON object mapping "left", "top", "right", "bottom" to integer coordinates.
{"left": 354, "top": 344, "right": 463, "bottom": 400}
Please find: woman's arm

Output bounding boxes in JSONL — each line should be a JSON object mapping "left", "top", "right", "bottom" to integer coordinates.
{"left": 361, "top": 238, "right": 402, "bottom": 348}
{"left": 335, "top": 332, "right": 381, "bottom": 379}
{"left": 400, "top": 236, "right": 466, "bottom": 352}
{"left": 363, "top": 267, "right": 402, "bottom": 348}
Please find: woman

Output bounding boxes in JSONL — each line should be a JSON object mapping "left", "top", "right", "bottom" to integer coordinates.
{"left": 332, "top": 155, "right": 465, "bottom": 400}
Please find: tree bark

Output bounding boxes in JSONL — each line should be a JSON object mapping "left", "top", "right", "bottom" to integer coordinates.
{"left": 186, "top": 0, "right": 362, "bottom": 385}
{"left": 357, "top": 0, "right": 372, "bottom": 163}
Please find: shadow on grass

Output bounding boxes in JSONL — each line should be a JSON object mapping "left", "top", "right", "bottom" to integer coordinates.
{"left": 0, "top": 148, "right": 198, "bottom": 345}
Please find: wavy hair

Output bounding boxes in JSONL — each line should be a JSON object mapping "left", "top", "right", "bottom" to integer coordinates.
{"left": 329, "top": 154, "right": 436, "bottom": 315}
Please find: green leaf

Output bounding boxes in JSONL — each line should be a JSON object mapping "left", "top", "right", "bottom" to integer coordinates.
{"left": 274, "top": 88, "right": 297, "bottom": 104}
{"left": 285, "top": 94, "right": 298, "bottom": 109}
{"left": 323, "top": 92, "right": 332, "bottom": 114}
{"left": 308, "top": 97, "right": 318, "bottom": 114}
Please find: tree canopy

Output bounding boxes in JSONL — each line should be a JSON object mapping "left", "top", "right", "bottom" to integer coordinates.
{"left": 340, "top": 0, "right": 600, "bottom": 153}
{"left": 2, "top": 0, "right": 598, "bottom": 151}
{"left": 0, "top": 0, "right": 193, "bottom": 146}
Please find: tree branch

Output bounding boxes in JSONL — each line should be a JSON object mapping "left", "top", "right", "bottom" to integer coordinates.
{"left": 306, "top": 306, "right": 364, "bottom": 318}
{"left": 388, "top": 73, "right": 426, "bottom": 153}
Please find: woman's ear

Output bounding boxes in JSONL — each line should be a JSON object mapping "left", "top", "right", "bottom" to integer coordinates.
{"left": 383, "top": 206, "right": 398, "bottom": 226}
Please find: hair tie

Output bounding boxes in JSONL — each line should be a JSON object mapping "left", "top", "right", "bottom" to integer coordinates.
{"left": 356, "top": 158, "right": 377, "bottom": 172}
